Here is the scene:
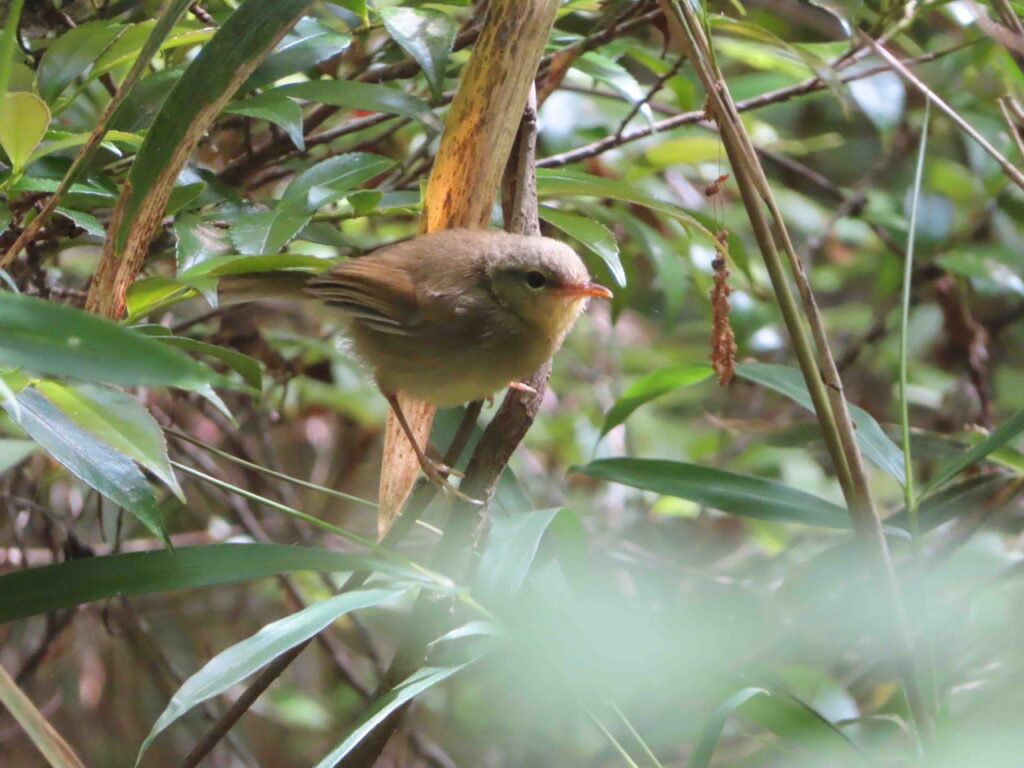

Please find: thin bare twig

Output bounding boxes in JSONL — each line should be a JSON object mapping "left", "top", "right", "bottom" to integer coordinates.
{"left": 859, "top": 31, "right": 1024, "bottom": 191}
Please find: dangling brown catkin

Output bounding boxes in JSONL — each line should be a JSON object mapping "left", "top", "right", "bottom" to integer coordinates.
{"left": 710, "top": 230, "right": 737, "bottom": 385}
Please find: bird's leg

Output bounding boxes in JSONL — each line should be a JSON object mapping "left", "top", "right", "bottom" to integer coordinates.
{"left": 508, "top": 380, "right": 539, "bottom": 396}
{"left": 385, "top": 394, "right": 480, "bottom": 505}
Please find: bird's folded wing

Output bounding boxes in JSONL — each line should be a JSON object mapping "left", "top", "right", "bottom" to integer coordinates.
{"left": 307, "top": 258, "right": 421, "bottom": 336}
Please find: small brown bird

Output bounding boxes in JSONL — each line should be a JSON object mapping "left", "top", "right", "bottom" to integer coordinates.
{"left": 306, "top": 228, "right": 612, "bottom": 495}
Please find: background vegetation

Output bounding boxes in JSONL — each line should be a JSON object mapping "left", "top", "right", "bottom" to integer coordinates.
{"left": 2, "top": 0, "right": 1024, "bottom": 766}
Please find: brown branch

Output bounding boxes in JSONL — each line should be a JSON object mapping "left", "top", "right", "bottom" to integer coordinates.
{"left": 538, "top": 44, "right": 969, "bottom": 169}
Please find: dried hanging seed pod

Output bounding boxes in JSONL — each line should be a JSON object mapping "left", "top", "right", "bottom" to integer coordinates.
{"left": 710, "top": 230, "right": 737, "bottom": 386}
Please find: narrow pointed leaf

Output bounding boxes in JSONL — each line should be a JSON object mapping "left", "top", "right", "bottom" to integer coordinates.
{"left": 380, "top": 7, "right": 456, "bottom": 100}
{"left": 313, "top": 661, "right": 477, "bottom": 768}
{"left": 575, "top": 458, "right": 849, "bottom": 528}
{"left": 923, "top": 411, "right": 1024, "bottom": 496}
{"left": 138, "top": 586, "right": 410, "bottom": 762}
{"left": 736, "top": 362, "right": 905, "bottom": 484}
{"left": 0, "top": 544, "right": 418, "bottom": 624}
{"left": 540, "top": 208, "right": 625, "bottom": 286}
{"left": 0, "top": 292, "right": 228, "bottom": 390}
{"left": 35, "top": 381, "right": 184, "bottom": 501}
{"left": 3, "top": 389, "right": 167, "bottom": 545}
{"left": 600, "top": 364, "right": 713, "bottom": 437}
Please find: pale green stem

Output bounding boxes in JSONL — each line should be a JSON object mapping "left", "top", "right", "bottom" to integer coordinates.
{"left": 585, "top": 707, "right": 643, "bottom": 768}
{"left": 900, "top": 100, "right": 931, "bottom": 541}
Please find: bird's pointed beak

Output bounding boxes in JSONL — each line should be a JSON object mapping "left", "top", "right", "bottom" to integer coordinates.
{"left": 561, "top": 281, "right": 613, "bottom": 300}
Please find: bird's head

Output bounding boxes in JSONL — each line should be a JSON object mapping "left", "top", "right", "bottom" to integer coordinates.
{"left": 485, "top": 236, "right": 613, "bottom": 340}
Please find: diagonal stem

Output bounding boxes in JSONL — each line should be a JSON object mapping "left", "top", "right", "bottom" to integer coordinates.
{"left": 660, "top": 0, "right": 933, "bottom": 744}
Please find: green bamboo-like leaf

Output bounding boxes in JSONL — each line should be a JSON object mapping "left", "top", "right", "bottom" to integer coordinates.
{"left": 539, "top": 207, "right": 625, "bottom": 287}
{"left": 475, "top": 508, "right": 566, "bottom": 601}
{"left": 138, "top": 585, "right": 410, "bottom": 763}
{"left": 575, "top": 458, "right": 849, "bottom": 528}
{"left": 115, "top": 0, "right": 314, "bottom": 253}
{"left": 600, "top": 364, "right": 713, "bottom": 437}
{"left": 536, "top": 168, "right": 713, "bottom": 240}
{"left": 35, "top": 381, "right": 184, "bottom": 501}
{"left": 0, "top": 544, "right": 417, "bottom": 624}
{"left": 922, "top": 411, "right": 1024, "bottom": 497}
{"left": 736, "top": 362, "right": 906, "bottom": 484}
{"left": 574, "top": 51, "right": 654, "bottom": 126}
{"left": 690, "top": 688, "right": 769, "bottom": 768}
{"left": 280, "top": 80, "right": 443, "bottom": 131}
{"left": 158, "top": 337, "right": 263, "bottom": 391}
{"left": 36, "top": 21, "right": 125, "bottom": 103}
{"left": 0, "top": 664, "right": 86, "bottom": 768}
{"left": 379, "top": 7, "right": 456, "bottom": 100}
{"left": 313, "top": 661, "right": 478, "bottom": 768}
{"left": 3, "top": 388, "right": 167, "bottom": 545}
{"left": 124, "top": 277, "right": 194, "bottom": 321}
{"left": 0, "top": 292, "right": 227, "bottom": 390}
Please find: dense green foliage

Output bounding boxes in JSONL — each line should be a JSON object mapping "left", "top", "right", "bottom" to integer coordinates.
{"left": 2, "top": 1, "right": 1024, "bottom": 766}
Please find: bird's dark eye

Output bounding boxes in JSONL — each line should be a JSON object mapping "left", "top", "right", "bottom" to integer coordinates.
{"left": 526, "top": 271, "right": 546, "bottom": 289}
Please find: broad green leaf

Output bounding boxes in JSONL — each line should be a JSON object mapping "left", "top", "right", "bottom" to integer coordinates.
{"left": 691, "top": 688, "right": 769, "bottom": 768}
{"left": 0, "top": 544, "right": 415, "bottom": 624}
{"left": 380, "top": 7, "right": 456, "bottom": 100}
{"left": 36, "top": 21, "right": 124, "bottom": 103}
{"left": 229, "top": 206, "right": 313, "bottom": 256}
{"left": 575, "top": 458, "right": 849, "bottom": 528}
{"left": 280, "top": 80, "right": 443, "bottom": 131}
{"left": 158, "top": 337, "right": 263, "bottom": 391}
{"left": 35, "top": 382, "right": 184, "bottom": 501}
{"left": 0, "top": 92, "right": 50, "bottom": 172}
{"left": 739, "top": 685, "right": 868, "bottom": 762}
{"left": 313, "top": 662, "right": 477, "bottom": 768}
{"left": 3, "top": 389, "right": 167, "bottom": 545}
{"left": 735, "top": 362, "right": 906, "bottom": 484}
{"left": 138, "top": 586, "right": 410, "bottom": 763}
{"left": 165, "top": 181, "right": 206, "bottom": 216}
{"left": 574, "top": 51, "right": 653, "bottom": 126}
{"left": 282, "top": 152, "right": 396, "bottom": 210}
{"left": 225, "top": 91, "right": 305, "bottom": 151}
{"left": 0, "top": 292, "right": 227, "bottom": 390}
{"left": 90, "top": 23, "right": 213, "bottom": 86}
{"left": 27, "top": 128, "right": 142, "bottom": 165}
{"left": 923, "top": 411, "right": 1024, "bottom": 496}
{"left": 0, "top": 664, "right": 86, "bottom": 768}
{"left": 536, "top": 168, "right": 713, "bottom": 240}
{"left": 476, "top": 508, "right": 565, "bottom": 600}
{"left": 115, "top": 0, "right": 315, "bottom": 253}
{"left": 180, "top": 252, "right": 328, "bottom": 279}
{"left": 54, "top": 207, "right": 105, "bottom": 238}
{"left": 600, "top": 364, "right": 713, "bottom": 437}
{"left": 906, "top": 474, "right": 1015, "bottom": 531}
{"left": 539, "top": 208, "right": 624, "bottom": 287}
{"left": 243, "top": 17, "right": 351, "bottom": 92}
{"left": 0, "top": 438, "right": 37, "bottom": 473}
{"left": 124, "top": 277, "right": 194, "bottom": 321}
{"left": 173, "top": 213, "right": 233, "bottom": 274}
